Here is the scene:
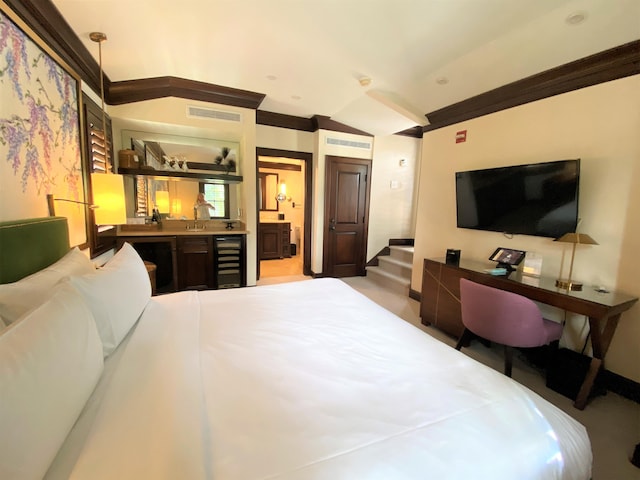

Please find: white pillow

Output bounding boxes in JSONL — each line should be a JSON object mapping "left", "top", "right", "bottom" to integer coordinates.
{"left": 0, "top": 282, "right": 104, "bottom": 480}
{"left": 67, "top": 242, "right": 151, "bottom": 358}
{"left": 0, "top": 247, "right": 95, "bottom": 325}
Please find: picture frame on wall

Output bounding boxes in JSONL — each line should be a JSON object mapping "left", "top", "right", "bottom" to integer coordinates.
{"left": 0, "top": 5, "right": 89, "bottom": 248}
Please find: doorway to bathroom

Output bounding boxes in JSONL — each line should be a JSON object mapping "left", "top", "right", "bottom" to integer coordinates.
{"left": 256, "top": 148, "right": 312, "bottom": 281}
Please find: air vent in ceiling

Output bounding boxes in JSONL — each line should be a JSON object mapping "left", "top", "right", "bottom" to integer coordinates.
{"left": 187, "top": 106, "right": 241, "bottom": 122}
{"left": 326, "top": 137, "right": 372, "bottom": 150}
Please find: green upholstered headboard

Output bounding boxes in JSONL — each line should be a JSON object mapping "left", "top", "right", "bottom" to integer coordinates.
{"left": 0, "top": 217, "right": 70, "bottom": 284}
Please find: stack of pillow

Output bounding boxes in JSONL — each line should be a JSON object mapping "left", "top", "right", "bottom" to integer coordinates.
{"left": 0, "top": 243, "right": 151, "bottom": 480}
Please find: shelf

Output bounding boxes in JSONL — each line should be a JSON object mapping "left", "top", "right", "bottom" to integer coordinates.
{"left": 118, "top": 167, "right": 243, "bottom": 183}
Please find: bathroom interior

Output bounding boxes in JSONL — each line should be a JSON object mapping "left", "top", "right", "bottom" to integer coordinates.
{"left": 258, "top": 157, "right": 305, "bottom": 279}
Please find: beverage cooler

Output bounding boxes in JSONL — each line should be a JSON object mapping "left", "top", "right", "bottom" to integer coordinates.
{"left": 214, "top": 236, "right": 246, "bottom": 289}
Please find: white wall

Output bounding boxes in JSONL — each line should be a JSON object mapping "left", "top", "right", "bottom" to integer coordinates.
{"left": 367, "top": 134, "right": 421, "bottom": 260}
{"left": 256, "top": 126, "right": 421, "bottom": 274}
{"left": 255, "top": 124, "right": 315, "bottom": 153}
{"left": 413, "top": 75, "right": 640, "bottom": 382}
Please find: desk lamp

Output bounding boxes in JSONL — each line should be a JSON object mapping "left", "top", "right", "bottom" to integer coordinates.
{"left": 554, "top": 232, "right": 598, "bottom": 291}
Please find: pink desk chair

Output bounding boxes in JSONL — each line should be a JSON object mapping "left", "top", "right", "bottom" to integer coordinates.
{"left": 455, "top": 278, "right": 563, "bottom": 377}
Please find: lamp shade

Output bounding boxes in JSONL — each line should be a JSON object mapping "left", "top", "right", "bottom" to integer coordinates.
{"left": 554, "top": 233, "right": 598, "bottom": 246}
{"left": 155, "top": 191, "right": 170, "bottom": 213}
{"left": 91, "top": 173, "right": 126, "bottom": 225}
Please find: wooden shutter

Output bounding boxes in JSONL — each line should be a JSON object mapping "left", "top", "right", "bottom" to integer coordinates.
{"left": 82, "top": 93, "right": 116, "bottom": 257}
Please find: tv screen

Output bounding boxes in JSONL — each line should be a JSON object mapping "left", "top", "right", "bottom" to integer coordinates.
{"left": 455, "top": 159, "right": 580, "bottom": 238}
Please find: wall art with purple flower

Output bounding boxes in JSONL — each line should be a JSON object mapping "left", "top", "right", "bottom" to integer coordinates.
{"left": 0, "top": 8, "right": 87, "bottom": 246}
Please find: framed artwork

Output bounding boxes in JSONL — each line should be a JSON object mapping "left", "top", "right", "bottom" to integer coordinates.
{"left": 0, "top": 5, "right": 88, "bottom": 248}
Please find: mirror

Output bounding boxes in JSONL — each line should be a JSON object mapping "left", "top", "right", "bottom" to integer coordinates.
{"left": 259, "top": 172, "right": 278, "bottom": 211}
{"left": 121, "top": 130, "right": 242, "bottom": 220}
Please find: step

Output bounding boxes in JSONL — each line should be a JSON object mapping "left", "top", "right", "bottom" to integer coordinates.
{"left": 377, "top": 255, "right": 412, "bottom": 280}
{"left": 389, "top": 245, "right": 414, "bottom": 264}
{"left": 365, "top": 266, "right": 410, "bottom": 295}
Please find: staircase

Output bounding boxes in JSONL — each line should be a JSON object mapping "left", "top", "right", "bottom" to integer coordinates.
{"left": 365, "top": 245, "right": 414, "bottom": 295}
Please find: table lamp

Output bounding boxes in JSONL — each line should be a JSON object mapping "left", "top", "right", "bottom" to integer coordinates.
{"left": 554, "top": 232, "right": 598, "bottom": 291}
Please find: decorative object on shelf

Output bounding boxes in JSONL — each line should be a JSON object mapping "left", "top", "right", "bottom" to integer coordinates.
{"left": 215, "top": 147, "right": 236, "bottom": 174}
{"left": 554, "top": 232, "right": 598, "bottom": 291}
{"left": 118, "top": 150, "right": 138, "bottom": 168}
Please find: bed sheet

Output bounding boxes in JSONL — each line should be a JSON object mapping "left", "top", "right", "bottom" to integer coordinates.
{"left": 57, "top": 278, "right": 591, "bottom": 479}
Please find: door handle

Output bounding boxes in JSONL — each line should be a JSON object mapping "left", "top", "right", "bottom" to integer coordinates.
{"left": 329, "top": 218, "right": 336, "bottom": 230}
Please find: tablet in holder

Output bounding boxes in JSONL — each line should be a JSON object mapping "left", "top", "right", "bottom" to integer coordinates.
{"left": 489, "top": 247, "right": 526, "bottom": 272}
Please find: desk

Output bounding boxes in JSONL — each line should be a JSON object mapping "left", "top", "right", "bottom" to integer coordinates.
{"left": 421, "top": 258, "right": 638, "bottom": 410}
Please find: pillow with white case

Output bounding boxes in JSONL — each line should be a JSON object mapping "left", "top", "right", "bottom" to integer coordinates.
{"left": 0, "top": 247, "right": 95, "bottom": 325}
{"left": 0, "top": 282, "right": 104, "bottom": 480}
{"left": 67, "top": 242, "right": 151, "bottom": 358}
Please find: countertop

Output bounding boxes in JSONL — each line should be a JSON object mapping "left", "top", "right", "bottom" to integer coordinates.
{"left": 118, "top": 220, "right": 248, "bottom": 236}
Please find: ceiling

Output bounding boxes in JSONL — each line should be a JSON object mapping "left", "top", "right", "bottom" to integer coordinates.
{"left": 51, "top": 0, "right": 640, "bottom": 136}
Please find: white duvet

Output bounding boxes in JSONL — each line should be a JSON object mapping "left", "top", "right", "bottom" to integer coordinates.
{"left": 55, "top": 279, "right": 591, "bottom": 479}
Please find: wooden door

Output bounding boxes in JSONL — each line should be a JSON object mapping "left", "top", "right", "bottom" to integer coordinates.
{"left": 323, "top": 156, "right": 371, "bottom": 277}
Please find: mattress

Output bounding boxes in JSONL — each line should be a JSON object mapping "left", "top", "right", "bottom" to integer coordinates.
{"left": 48, "top": 278, "right": 591, "bottom": 479}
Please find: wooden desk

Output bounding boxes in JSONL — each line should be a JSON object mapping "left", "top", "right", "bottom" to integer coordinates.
{"left": 421, "top": 258, "right": 638, "bottom": 410}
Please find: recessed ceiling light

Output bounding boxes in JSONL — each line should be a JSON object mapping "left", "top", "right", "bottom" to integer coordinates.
{"left": 565, "top": 11, "right": 587, "bottom": 26}
{"left": 266, "top": 75, "right": 277, "bottom": 81}
{"left": 436, "top": 77, "right": 449, "bottom": 85}
{"left": 291, "top": 95, "right": 301, "bottom": 100}
{"left": 359, "top": 76, "right": 372, "bottom": 87}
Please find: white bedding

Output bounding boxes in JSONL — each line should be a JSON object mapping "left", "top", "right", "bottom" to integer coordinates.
{"left": 49, "top": 278, "right": 591, "bottom": 480}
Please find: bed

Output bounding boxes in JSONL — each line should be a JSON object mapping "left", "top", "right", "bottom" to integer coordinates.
{"left": 0, "top": 217, "right": 592, "bottom": 479}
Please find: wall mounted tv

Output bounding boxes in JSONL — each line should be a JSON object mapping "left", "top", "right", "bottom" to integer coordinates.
{"left": 455, "top": 159, "right": 580, "bottom": 238}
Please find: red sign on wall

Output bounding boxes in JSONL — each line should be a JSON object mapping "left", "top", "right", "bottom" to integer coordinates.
{"left": 456, "top": 130, "right": 467, "bottom": 143}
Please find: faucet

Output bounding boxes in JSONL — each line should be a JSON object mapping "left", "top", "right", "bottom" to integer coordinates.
{"left": 188, "top": 206, "right": 204, "bottom": 230}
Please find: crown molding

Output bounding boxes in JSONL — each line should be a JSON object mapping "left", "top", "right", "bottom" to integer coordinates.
{"left": 424, "top": 40, "right": 640, "bottom": 132}
{"left": 311, "top": 115, "right": 373, "bottom": 137}
{"left": 256, "top": 111, "right": 315, "bottom": 131}
{"left": 107, "top": 77, "right": 265, "bottom": 109}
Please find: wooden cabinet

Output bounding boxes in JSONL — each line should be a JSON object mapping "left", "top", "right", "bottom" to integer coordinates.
{"left": 420, "top": 258, "right": 468, "bottom": 338}
{"left": 120, "top": 233, "right": 246, "bottom": 292}
{"left": 177, "top": 236, "right": 214, "bottom": 290}
{"left": 259, "top": 222, "right": 291, "bottom": 260}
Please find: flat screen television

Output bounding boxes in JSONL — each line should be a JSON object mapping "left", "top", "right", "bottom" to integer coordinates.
{"left": 455, "top": 159, "right": 580, "bottom": 238}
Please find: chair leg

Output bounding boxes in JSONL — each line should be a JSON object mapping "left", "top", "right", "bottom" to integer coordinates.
{"left": 455, "top": 329, "right": 473, "bottom": 351}
{"left": 504, "top": 345, "right": 513, "bottom": 377}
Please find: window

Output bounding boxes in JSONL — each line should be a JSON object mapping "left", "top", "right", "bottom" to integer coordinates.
{"left": 200, "top": 183, "right": 230, "bottom": 219}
